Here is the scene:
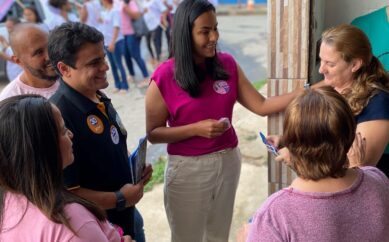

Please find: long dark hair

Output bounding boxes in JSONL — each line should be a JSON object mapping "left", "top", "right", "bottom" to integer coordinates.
{"left": 49, "top": 0, "right": 68, "bottom": 9}
{"left": 24, "top": 5, "right": 43, "bottom": 23}
{"left": 0, "top": 95, "right": 105, "bottom": 234}
{"left": 170, "top": 0, "right": 229, "bottom": 97}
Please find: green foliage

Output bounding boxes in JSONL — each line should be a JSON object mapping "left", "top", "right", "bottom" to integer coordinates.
{"left": 252, "top": 79, "right": 267, "bottom": 90}
{"left": 144, "top": 156, "right": 166, "bottom": 192}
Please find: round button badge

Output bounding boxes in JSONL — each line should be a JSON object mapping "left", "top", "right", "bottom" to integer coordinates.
{"left": 86, "top": 115, "right": 104, "bottom": 134}
{"left": 213, "top": 80, "right": 230, "bottom": 94}
{"left": 110, "top": 125, "right": 120, "bottom": 144}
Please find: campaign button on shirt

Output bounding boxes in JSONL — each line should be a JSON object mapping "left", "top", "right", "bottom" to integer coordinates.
{"left": 213, "top": 80, "right": 230, "bottom": 94}
{"left": 110, "top": 125, "right": 120, "bottom": 144}
{"left": 86, "top": 115, "right": 104, "bottom": 134}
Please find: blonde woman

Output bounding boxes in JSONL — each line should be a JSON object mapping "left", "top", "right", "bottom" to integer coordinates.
{"left": 318, "top": 24, "right": 389, "bottom": 176}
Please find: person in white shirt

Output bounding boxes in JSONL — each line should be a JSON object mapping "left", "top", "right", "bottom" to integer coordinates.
{"left": 45, "top": 0, "right": 80, "bottom": 30}
{"left": 143, "top": 0, "right": 168, "bottom": 65}
{"left": 101, "top": 0, "right": 130, "bottom": 93}
{"left": 0, "top": 16, "right": 23, "bottom": 82}
{"left": 80, "top": 0, "right": 103, "bottom": 32}
{"left": 0, "top": 23, "right": 59, "bottom": 101}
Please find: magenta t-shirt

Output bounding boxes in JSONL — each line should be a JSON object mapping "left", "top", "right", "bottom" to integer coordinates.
{"left": 247, "top": 167, "right": 389, "bottom": 242}
{"left": 151, "top": 52, "right": 239, "bottom": 156}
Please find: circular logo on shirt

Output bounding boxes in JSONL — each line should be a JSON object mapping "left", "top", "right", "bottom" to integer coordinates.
{"left": 86, "top": 115, "right": 104, "bottom": 134}
{"left": 110, "top": 125, "right": 120, "bottom": 144}
{"left": 213, "top": 80, "right": 230, "bottom": 94}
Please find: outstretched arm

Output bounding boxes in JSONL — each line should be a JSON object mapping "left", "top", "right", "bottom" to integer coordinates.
{"left": 236, "top": 64, "right": 302, "bottom": 116}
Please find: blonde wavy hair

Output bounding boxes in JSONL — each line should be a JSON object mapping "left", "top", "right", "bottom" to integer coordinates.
{"left": 321, "top": 24, "right": 389, "bottom": 115}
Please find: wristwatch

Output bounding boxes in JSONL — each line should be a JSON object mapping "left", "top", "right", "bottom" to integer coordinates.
{"left": 115, "top": 191, "right": 126, "bottom": 211}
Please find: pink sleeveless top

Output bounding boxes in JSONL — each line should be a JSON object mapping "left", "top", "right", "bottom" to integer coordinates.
{"left": 152, "top": 52, "right": 239, "bottom": 156}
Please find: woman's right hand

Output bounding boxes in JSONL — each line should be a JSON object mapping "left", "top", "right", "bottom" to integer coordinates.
{"left": 266, "top": 135, "right": 282, "bottom": 148}
{"left": 194, "top": 119, "right": 230, "bottom": 138}
{"left": 347, "top": 132, "right": 366, "bottom": 167}
{"left": 274, "top": 147, "right": 292, "bottom": 166}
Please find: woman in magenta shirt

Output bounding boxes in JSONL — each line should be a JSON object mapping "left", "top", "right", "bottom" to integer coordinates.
{"left": 145, "top": 0, "right": 301, "bottom": 241}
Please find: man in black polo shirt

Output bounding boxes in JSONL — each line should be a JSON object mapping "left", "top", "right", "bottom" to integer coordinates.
{"left": 48, "top": 22, "right": 152, "bottom": 237}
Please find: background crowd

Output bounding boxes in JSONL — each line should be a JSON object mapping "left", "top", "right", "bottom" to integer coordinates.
{"left": 0, "top": 0, "right": 180, "bottom": 90}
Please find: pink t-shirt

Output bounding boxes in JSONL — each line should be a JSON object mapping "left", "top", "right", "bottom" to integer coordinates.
{"left": 0, "top": 73, "right": 60, "bottom": 101}
{"left": 120, "top": 1, "right": 138, "bottom": 36}
{"left": 247, "top": 167, "right": 389, "bottom": 242}
{"left": 151, "top": 52, "right": 239, "bottom": 156}
{"left": 0, "top": 193, "right": 120, "bottom": 242}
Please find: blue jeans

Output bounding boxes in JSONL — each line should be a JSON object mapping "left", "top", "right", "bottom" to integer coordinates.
{"left": 134, "top": 207, "right": 145, "bottom": 242}
{"left": 146, "top": 26, "right": 162, "bottom": 61}
{"left": 105, "top": 39, "right": 129, "bottom": 90}
{"left": 124, "top": 35, "right": 149, "bottom": 78}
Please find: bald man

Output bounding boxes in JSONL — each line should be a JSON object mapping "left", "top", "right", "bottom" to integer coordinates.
{"left": 0, "top": 23, "right": 59, "bottom": 101}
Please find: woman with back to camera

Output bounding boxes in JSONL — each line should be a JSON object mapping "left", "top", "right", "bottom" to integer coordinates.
{"left": 247, "top": 87, "right": 389, "bottom": 241}
{"left": 145, "top": 0, "right": 303, "bottom": 241}
{"left": 0, "top": 95, "right": 132, "bottom": 242}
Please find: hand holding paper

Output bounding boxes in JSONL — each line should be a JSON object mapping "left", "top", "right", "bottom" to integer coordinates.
{"left": 129, "top": 136, "right": 147, "bottom": 184}
{"left": 259, "top": 132, "right": 279, "bottom": 156}
{"left": 218, "top": 117, "right": 231, "bottom": 130}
